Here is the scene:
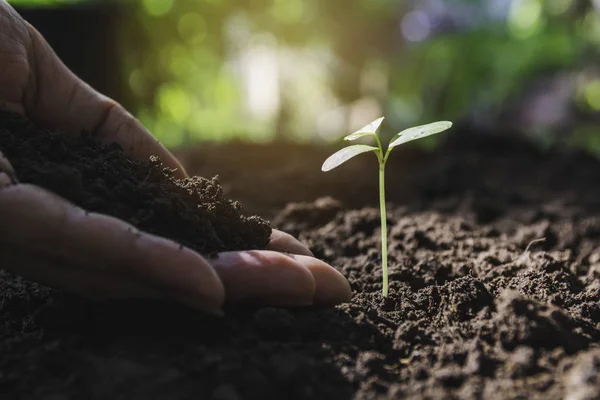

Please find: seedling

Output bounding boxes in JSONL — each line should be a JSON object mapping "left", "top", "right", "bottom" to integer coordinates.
{"left": 321, "top": 117, "right": 452, "bottom": 297}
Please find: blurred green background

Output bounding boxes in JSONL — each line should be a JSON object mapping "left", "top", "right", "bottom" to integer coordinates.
{"left": 8, "top": 0, "right": 600, "bottom": 150}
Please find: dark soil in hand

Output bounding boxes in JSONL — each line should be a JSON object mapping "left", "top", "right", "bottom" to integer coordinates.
{"left": 0, "top": 111, "right": 271, "bottom": 254}
{"left": 2, "top": 114, "right": 600, "bottom": 399}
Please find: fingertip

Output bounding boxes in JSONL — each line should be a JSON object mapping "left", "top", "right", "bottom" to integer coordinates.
{"left": 291, "top": 255, "right": 352, "bottom": 306}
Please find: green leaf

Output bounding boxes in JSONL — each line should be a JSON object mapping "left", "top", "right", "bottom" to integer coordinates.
{"left": 389, "top": 121, "right": 452, "bottom": 149}
{"left": 321, "top": 145, "right": 379, "bottom": 171}
{"left": 344, "top": 117, "right": 385, "bottom": 141}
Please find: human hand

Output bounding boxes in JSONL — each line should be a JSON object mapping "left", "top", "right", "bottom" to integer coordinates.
{"left": 0, "top": 1, "right": 351, "bottom": 312}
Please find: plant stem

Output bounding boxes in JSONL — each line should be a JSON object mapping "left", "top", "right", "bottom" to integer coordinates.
{"left": 379, "top": 162, "right": 388, "bottom": 297}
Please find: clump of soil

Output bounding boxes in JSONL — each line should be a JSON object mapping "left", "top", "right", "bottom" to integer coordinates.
{"left": 0, "top": 111, "right": 271, "bottom": 254}
{"left": 2, "top": 112, "right": 600, "bottom": 399}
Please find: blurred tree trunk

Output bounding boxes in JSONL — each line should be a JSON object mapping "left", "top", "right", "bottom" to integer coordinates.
{"left": 15, "top": 3, "right": 127, "bottom": 108}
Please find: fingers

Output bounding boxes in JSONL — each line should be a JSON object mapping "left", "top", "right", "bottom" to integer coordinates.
{"left": 0, "top": 183, "right": 351, "bottom": 308}
{"left": 209, "top": 250, "right": 316, "bottom": 306}
{"left": 0, "top": 243, "right": 166, "bottom": 301}
{"left": 0, "top": 184, "right": 224, "bottom": 311}
{"left": 209, "top": 250, "right": 352, "bottom": 306}
{"left": 265, "top": 231, "right": 352, "bottom": 305}
{"left": 0, "top": 143, "right": 350, "bottom": 309}
{"left": 21, "top": 22, "right": 187, "bottom": 177}
{"left": 286, "top": 254, "right": 352, "bottom": 306}
{"left": 266, "top": 229, "right": 314, "bottom": 256}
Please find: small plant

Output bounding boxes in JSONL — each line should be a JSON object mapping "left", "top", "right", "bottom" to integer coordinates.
{"left": 321, "top": 117, "right": 452, "bottom": 297}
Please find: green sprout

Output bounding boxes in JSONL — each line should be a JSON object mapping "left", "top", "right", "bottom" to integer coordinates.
{"left": 321, "top": 117, "right": 452, "bottom": 297}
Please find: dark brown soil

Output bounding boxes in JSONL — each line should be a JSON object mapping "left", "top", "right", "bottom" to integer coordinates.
{"left": 0, "top": 111, "right": 271, "bottom": 255}
{"left": 2, "top": 113, "right": 600, "bottom": 399}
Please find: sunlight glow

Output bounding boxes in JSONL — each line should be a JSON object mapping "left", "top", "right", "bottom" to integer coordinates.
{"left": 241, "top": 44, "right": 281, "bottom": 121}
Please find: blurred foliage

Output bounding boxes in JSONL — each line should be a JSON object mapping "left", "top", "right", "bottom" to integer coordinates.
{"left": 8, "top": 0, "right": 600, "bottom": 150}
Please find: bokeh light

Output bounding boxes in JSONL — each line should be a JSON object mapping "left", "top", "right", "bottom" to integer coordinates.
{"left": 7, "top": 0, "right": 600, "bottom": 153}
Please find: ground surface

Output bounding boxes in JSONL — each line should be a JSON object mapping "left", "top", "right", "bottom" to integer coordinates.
{"left": 2, "top": 116, "right": 600, "bottom": 399}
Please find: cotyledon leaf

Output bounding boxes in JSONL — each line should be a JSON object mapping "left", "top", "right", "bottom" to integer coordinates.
{"left": 344, "top": 117, "right": 385, "bottom": 141}
{"left": 389, "top": 121, "right": 452, "bottom": 149}
{"left": 321, "top": 145, "right": 379, "bottom": 172}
